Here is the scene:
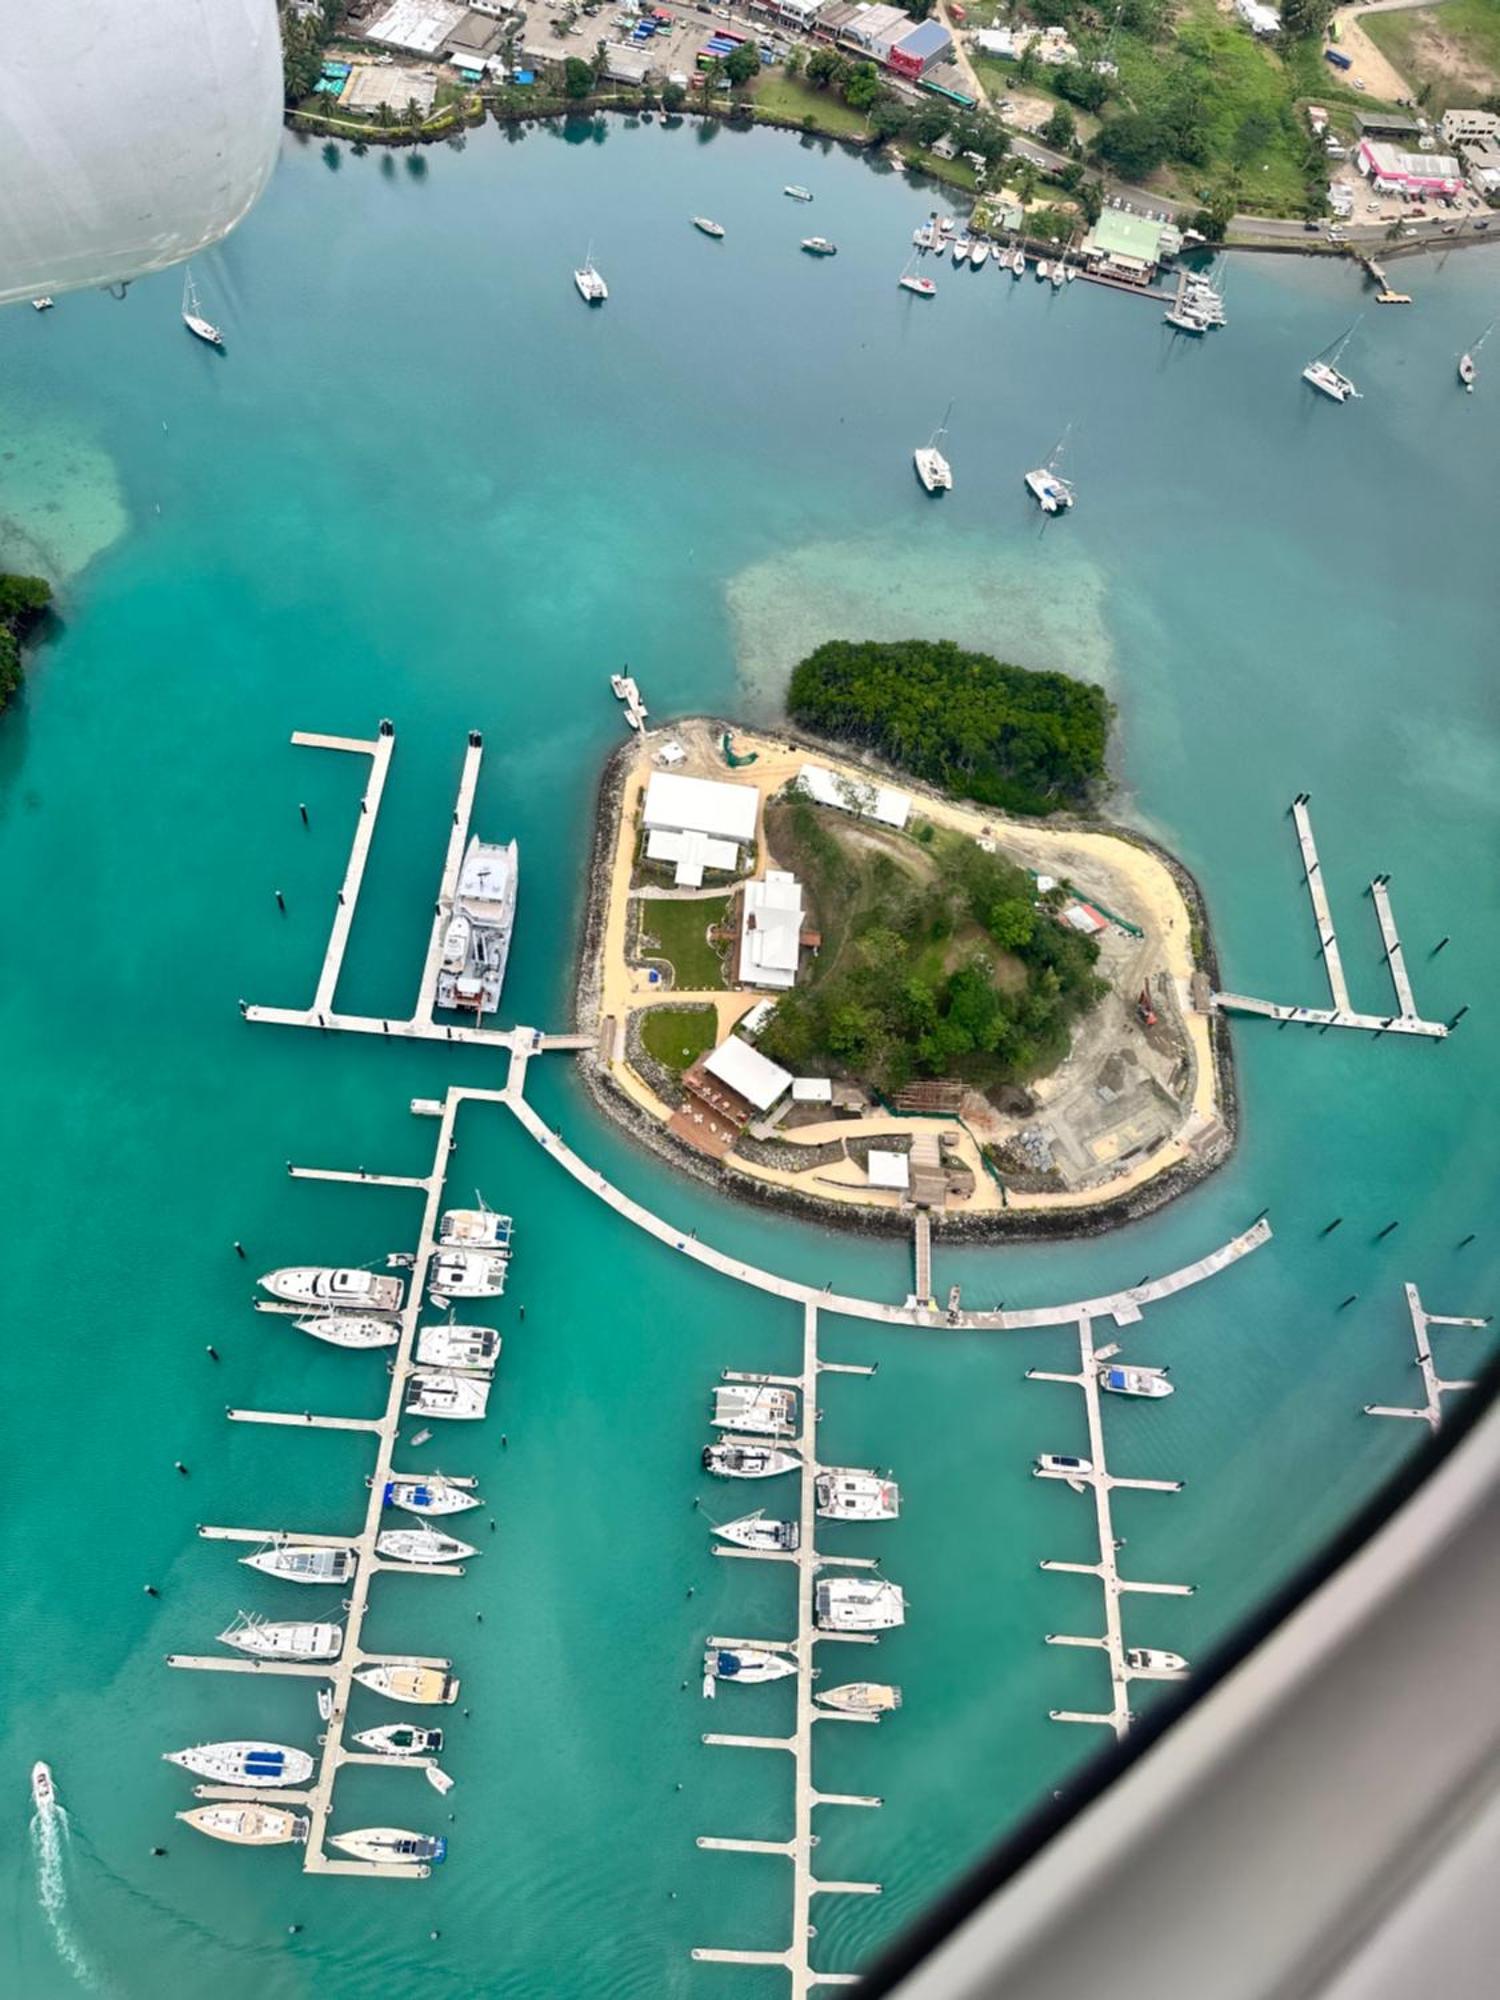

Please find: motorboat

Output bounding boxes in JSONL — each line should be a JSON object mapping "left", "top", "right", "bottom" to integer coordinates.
{"left": 384, "top": 1474, "right": 481, "bottom": 1517}
{"left": 912, "top": 223, "right": 935, "bottom": 250}
{"left": 416, "top": 1323, "right": 501, "bottom": 1371}
{"left": 952, "top": 236, "right": 971, "bottom": 264}
{"left": 352, "top": 1723, "right": 444, "bottom": 1757}
{"left": 702, "top": 1442, "right": 799, "bottom": 1479}
{"left": 259, "top": 1266, "right": 403, "bottom": 1312}
{"left": 970, "top": 240, "right": 990, "bottom": 269}
{"left": 32, "top": 297, "right": 54, "bottom": 311}
{"left": 31, "top": 1761, "right": 54, "bottom": 1812}
{"left": 1164, "top": 305, "right": 1210, "bottom": 334}
{"left": 178, "top": 1804, "right": 307, "bottom": 1846}
{"left": 1035, "top": 259, "right": 1050, "bottom": 281}
{"left": 815, "top": 1468, "right": 900, "bottom": 1521}
{"left": 900, "top": 272, "right": 937, "bottom": 297}
{"left": 610, "top": 673, "right": 630, "bottom": 699}
{"left": 426, "top": 1766, "right": 454, "bottom": 1796}
{"left": 405, "top": 1371, "right": 491, "bottom": 1421}
{"left": 1126, "top": 1646, "right": 1188, "bottom": 1674}
{"left": 692, "top": 216, "right": 725, "bottom": 238}
{"left": 181, "top": 266, "right": 224, "bottom": 347}
{"left": 429, "top": 1249, "right": 508, "bottom": 1300}
{"left": 376, "top": 1528, "right": 478, "bottom": 1565}
{"left": 329, "top": 1826, "right": 446, "bottom": 1867}
{"left": 293, "top": 1315, "right": 399, "bottom": 1350}
{"left": 438, "top": 1204, "right": 512, "bottom": 1250}
{"left": 439, "top": 911, "right": 471, "bottom": 976}
{"left": 815, "top": 1577, "right": 906, "bottom": 1632}
{"left": 1025, "top": 465, "right": 1075, "bottom": 514}
{"left": 1012, "top": 247, "right": 1026, "bottom": 275}
{"left": 219, "top": 1614, "right": 342, "bottom": 1661}
{"left": 815, "top": 1683, "right": 901, "bottom": 1715}
{"left": 163, "top": 1741, "right": 314, "bottom": 1787}
{"left": 574, "top": 244, "right": 608, "bottom": 303}
{"left": 712, "top": 1511, "right": 799, "bottom": 1553}
{"left": 1034, "top": 1452, "right": 1093, "bottom": 1484}
{"left": 1458, "top": 351, "right": 1476, "bottom": 390}
{"left": 711, "top": 1383, "right": 798, "bottom": 1436}
{"left": 1050, "top": 263, "right": 1066, "bottom": 289}
{"left": 353, "top": 1663, "right": 460, "bottom": 1705}
{"left": 784, "top": 184, "right": 813, "bottom": 201}
{"left": 702, "top": 1646, "right": 796, "bottom": 1696}
{"left": 1098, "top": 1363, "right": 1173, "bottom": 1399}
{"left": 240, "top": 1543, "right": 357, "bottom": 1586}
{"left": 914, "top": 404, "right": 954, "bottom": 495}
{"left": 435, "top": 835, "right": 518, "bottom": 1016}
{"left": 800, "top": 237, "right": 837, "bottom": 256}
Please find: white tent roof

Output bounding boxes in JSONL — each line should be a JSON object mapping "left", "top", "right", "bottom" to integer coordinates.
{"left": 703, "top": 1036, "right": 792, "bottom": 1112}
{"left": 867, "top": 1150, "right": 910, "bottom": 1191}
{"left": 644, "top": 771, "right": 759, "bottom": 844}
{"left": 871, "top": 785, "right": 911, "bottom": 829}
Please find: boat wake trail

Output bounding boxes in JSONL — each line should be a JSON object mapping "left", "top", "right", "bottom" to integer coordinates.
{"left": 31, "top": 1804, "right": 105, "bottom": 1993}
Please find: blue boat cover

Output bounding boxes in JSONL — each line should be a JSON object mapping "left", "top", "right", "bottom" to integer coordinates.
{"left": 245, "top": 1751, "right": 286, "bottom": 1774}
{"left": 716, "top": 1650, "right": 742, "bottom": 1676}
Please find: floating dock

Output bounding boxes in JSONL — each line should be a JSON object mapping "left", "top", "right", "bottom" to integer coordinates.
{"left": 1363, "top": 1281, "right": 1489, "bottom": 1432}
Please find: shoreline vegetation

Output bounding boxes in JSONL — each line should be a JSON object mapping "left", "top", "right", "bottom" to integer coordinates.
{"left": 0, "top": 573, "right": 53, "bottom": 716}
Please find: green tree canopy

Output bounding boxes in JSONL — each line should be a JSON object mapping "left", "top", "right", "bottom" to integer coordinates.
{"left": 563, "top": 56, "right": 594, "bottom": 99}
{"left": 724, "top": 40, "right": 760, "bottom": 86}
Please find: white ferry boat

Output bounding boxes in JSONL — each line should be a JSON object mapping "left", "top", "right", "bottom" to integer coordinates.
{"left": 219, "top": 1614, "right": 342, "bottom": 1661}
{"left": 352, "top": 1723, "right": 444, "bottom": 1757}
{"left": 702, "top": 1645, "right": 796, "bottom": 1695}
{"left": 181, "top": 266, "right": 224, "bottom": 347}
{"left": 800, "top": 236, "right": 838, "bottom": 256}
{"left": 1098, "top": 1363, "right": 1174, "bottom": 1398}
{"left": 178, "top": 1803, "right": 308, "bottom": 1847}
{"left": 702, "top": 1442, "right": 799, "bottom": 1480}
{"left": 384, "top": 1474, "right": 481, "bottom": 1517}
{"left": 711, "top": 1383, "right": 798, "bottom": 1437}
{"left": 429, "top": 1249, "right": 508, "bottom": 1300}
{"left": 712, "top": 1511, "right": 799, "bottom": 1553}
{"left": 691, "top": 216, "right": 725, "bottom": 238}
{"left": 438, "top": 1204, "right": 513, "bottom": 1251}
{"left": 416, "top": 1324, "right": 501, "bottom": 1371}
{"left": 815, "top": 1682, "right": 902, "bottom": 1715}
{"left": 914, "top": 405, "right": 953, "bottom": 494}
{"left": 294, "top": 1314, "right": 400, "bottom": 1350}
{"left": 240, "top": 1543, "right": 357, "bottom": 1585}
{"left": 330, "top": 1826, "right": 446, "bottom": 1866}
{"left": 436, "top": 836, "right": 519, "bottom": 1015}
{"left": 815, "top": 1578, "right": 905, "bottom": 1632}
{"left": 405, "top": 1371, "right": 491, "bottom": 1421}
{"left": 163, "top": 1741, "right": 314, "bottom": 1787}
{"left": 574, "top": 244, "right": 608, "bottom": 303}
{"left": 815, "top": 1468, "right": 900, "bottom": 1520}
{"left": 353, "top": 1663, "right": 460, "bottom": 1705}
{"left": 376, "top": 1528, "right": 478, "bottom": 1565}
{"left": 1126, "top": 1646, "right": 1189, "bottom": 1675}
{"left": 259, "top": 1266, "right": 403, "bottom": 1312}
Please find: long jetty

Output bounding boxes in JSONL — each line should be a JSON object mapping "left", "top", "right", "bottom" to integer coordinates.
{"left": 1213, "top": 798, "right": 1449, "bottom": 1039}
{"left": 1363, "top": 1281, "right": 1489, "bottom": 1432}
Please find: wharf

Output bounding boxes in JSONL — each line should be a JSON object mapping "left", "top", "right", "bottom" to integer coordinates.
{"left": 299, "top": 724, "right": 395, "bottom": 1022}
{"left": 1363, "top": 1282, "right": 1489, "bottom": 1432}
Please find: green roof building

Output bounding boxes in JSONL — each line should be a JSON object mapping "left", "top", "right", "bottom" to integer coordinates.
{"left": 1081, "top": 208, "right": 1166, "bottom": 277}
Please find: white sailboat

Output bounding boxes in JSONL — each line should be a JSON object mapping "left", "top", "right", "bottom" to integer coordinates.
{"left": 815, "top": 1467, "right": 900, "bottom": 1520}
{"left": 702, "top": 1441, "right": 799, "bottom": 1479}
{"left": 329, "top": 1826, "right": 446, "bottom": 1866}
{"left": 240, "top": 1543, "right": 357, "bottom": 1585}
{"left": 1458, "top": 320, "right": 1493, "bottom": 392}
{"left": 702, "top": 1645, "right": 797, "bottom": 1696}
{"left": 218, "top": 1614, "right": 343, "bottom": 1660}
{"left": 293, "top": 1314, "right": 400, "bottom": 1350}
{"left": 405, "top": 1371, "right": 491, "bottom": 1421}
{"left": 181, "top": 266, "right": 224, "bottom": 347}
{"left": 260, "top": 1266, "right": 403, "bottom": 1312}
{"left": 1025, "top": 429, "right": 1075, "bottom": 514}
{"left": 815, "top": 1682, "right": 902, "bottom": 1714}
{"left": 416, "top": 1323, "right": 501, "bottom": 1371}
{"left": 711, "top": 1383, "right": 798, "bottom": 1436}
{"left": 574, "top": 242, "right": 608, "bottom": 304}
{"left": 898, "top": 252, "right": 937, "bottom": 298}
{"left": 913, "top": 402, "right": 954, "bottom": 494}
{"left": 353, "top": 1662, "right": 460, "bottom": 1705}
{"left": 178, "top": 1803, "right": 307, "bottom": 1846}
{"left": 691, "top": 216, "right": 725, "bottom": 238}
{"left": 383, "top": 1473, "right": 481, "bottom": 1517}
{"left": 711, "top": 1510, "right": 800, "bottom": 1553}
{"left": 352, "top": 1723, "right": 444, "bottom": 1757}
{"left": 164, "top": 1741, "right": 315, "bottom": 1787}
{"left": 375, "top": 1528, "right": 478, "bottom": 1565}
{"left": 1303, "top": 318, "right": 1362, "bottom": 402}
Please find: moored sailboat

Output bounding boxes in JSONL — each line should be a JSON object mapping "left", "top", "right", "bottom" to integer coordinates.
{"left": 178, "top": 1803, "right": 307, "bottom": 1846}
{"left": 384, "top": 1473, "right": 481, "bottom": 1517}
{"left": 218, "top": 1614, "right": 343, "bottom": 1660}
{"left": 293, "top": 1314, "right": 400, "bottom": 1350}
{"left": 353, "top": 1662, "right": 460, "bottom": 1704}
{"left": 163, "top": 1741, "right": 314, "bottom": 1786}
{"left": 329, "top": 1826, "right": 446, "bottom": 1866}
{"left": 240, "top": 1543, "right": 357, "bottom": 1585}
{"left": 914, "top": 402, "right": 954, "bottom": 494}
{"left": 376, "top": 1528, "right": 478, "bottom": 1565}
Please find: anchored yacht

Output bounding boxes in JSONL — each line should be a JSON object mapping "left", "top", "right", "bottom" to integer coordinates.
{"left": 416, "top": 1323, "right": 501, "bottom": 1371}
{"left": 898, "top": 253, "right": 937, "bottom": 297}
{"left": 294, "top": 1314, "right": 400, "bottom": 1350}
{"left": 815, "top": 1468, "right": 900, "bottom": 1520}
{"left": 574, "top": 245, "right": 608, "bottom": 303}
{"left": 384, "top": 1474, "right": 481, "bottom": 1517}
{"left": 376, "top": 1528, "right": 478, "bottom": 1565}
{"left": 711, "top": 1383, "right": 798, "bottom": 1436}
{"left": 702, "top": 1441, "right": 799, "bottom": 1480}
{"left": 353, "top": 1723, "right": 444, "bottom": 1757}
{"left": 970, "top": 240, "right": 990, "bottom": 269}
{"left": 438, "top": 1204, "right": 513, "bottom": 1251}
{"left": 692, "top": 216, "right": 725, "bottom": 238}
{"left": 330, "top": 1826, "right": 446, "bottom": 1867}
{"left": 1098, "top": 1363, "right": 1173, "bottom": 1398}
{"left": 219, "top": 1614, "right": 342, "bottom": 1660}
{"left": 702, "top": 1646, "right": 796, "bottom": 1696}
{"left": 353, "top": 1663, "right": 460, "bottom": 1705}
{"left": 784, "top": 184, "right": 813, "bottom": 201}
{"left": 800, "top": 236, "right": 837, "bottom": 256}
{"left": 181, "top": 266, "right": 224, "bottom": 347}
{"left": 240, "top": 1543, "right": 357, "bottom": 1586}
{"left": 914, "top": 403, "right": 954, "bottom": 494}
{"left": 260, "top": 1266, "right": 403, "bottom": 1313}
{"left": 712, "top": 1511, "right": 799, "bottom": 1553}
{"left": 1025, "top": 464, "right": 1075, "bottom": 514}
{"left": 1303, "top": 319, "right": 1362, "bottom": 402}
{"left": 1034, "top": 1452, "right": 1093, "bottom": 1484}
{"left": 435, "top": 836, "right": 519, "bottom": 1016}
{"left": 406, "top": 1371, "right": 491, "bottom": 1421}
{"left": 815, "top": 1577, "right": 906, "bottom": 1632}
{"left": 164, "top": 1741, "right": 314, "bottom": 1787}
{"left": 178, "top": 1803, "right": 307, "bottom": 1847}
{"left": 1126, "top": 1646, "right": 1188, "bottom": 1675}
{"left": 816, "top": 1682, "right": 902, "bottom": 1715}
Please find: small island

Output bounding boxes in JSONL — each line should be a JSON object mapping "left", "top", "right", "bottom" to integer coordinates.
{"left": 0, "top": 572, "right": 52, "bottom": 716}
{"left": 578, "top": 644, "right": 1232, "bottom": 1238}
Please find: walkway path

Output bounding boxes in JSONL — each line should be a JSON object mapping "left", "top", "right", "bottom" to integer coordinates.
{"left": 1363, "top": 1281, "right": 1489, "bottom": 1432}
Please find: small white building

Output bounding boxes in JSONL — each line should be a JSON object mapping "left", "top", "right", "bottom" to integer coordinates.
{"left": 363, "top": 0, "right": 469, "bottom": 58}
{"left": 644, "top": 772, "right": 759, "bottom": 847}
{"left": 739, "top": 872, "right": 804, "bottom": 991}
{"left": 703, "top": 1036, "right": 792, "bottom": 1112}
{"left": 645, "top": 828, "right": 740, "bottom": 889}
{"left": 791, "top": 1077, "right": 833, "bottom": 1103}
{"left": 796, "top": 764, "right": 911, "bottom": 832}
{"left": 867, "top": 1150, "right": 910, "bottom": 1192}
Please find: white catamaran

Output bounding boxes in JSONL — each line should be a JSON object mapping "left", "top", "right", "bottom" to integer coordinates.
{"left": 1025, "top": 430, "right": 1076, "bottom": 515}
{"left": 710, "top": 1383, "right": 798, "bottom": 1436}
{"left": 914, "top": 403, "right": 954, "bottom": 494}
{"left": 574, "top": 243, "right": 608, "bottom": 304}
{"left": 815, "top": 1577, "right": 906, "bottom": 1632}
{"left": 815, "top": 1467, "right": 900, "bottom": 1520}
{"left": 1303, "top": 319, "right": 1363, "bottom": 403}
{"left": 405, "top": 1371, "right": 491, "bottom": 1421}
{"left": 416, "top": 1323, "right": 501, "bottom": 1371}
{"left": 428, "top": 1249, "right": 508, "bottom": 1301}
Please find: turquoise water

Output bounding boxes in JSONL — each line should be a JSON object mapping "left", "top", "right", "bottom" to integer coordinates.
{"left": 3, "top": 119, "right": 1498, "bottom": 1996}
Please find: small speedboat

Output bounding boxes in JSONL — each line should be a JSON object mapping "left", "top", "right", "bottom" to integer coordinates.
{"left": 800, "top": 236, "right": 837, "bottom": 257}
{"left": 429, "top": 1249, "right": 507, "bottom": 1300}
{"left": 952, "top": 237, "right": 971, "bottom": 264}
{"left": 815, "top": 1468, "right": 900, "bottom": 1521}
{"left": 702, "top": 1442, "right": 799, "bottom": 1480}
{"left": 1034, "top": 1453, "right": 1093, "bottom": 1484}
{"left": 294, "top": 1315, "right": 400, "bottom": 1350}
{"left": 384, "top": 1474, "right": 481, "bottom": 1517}
{"left": 178, "top": 1803, "right": 307, "bottom": 1846}
{"left": 712, "top": 1511, "right": 799, "bottom": 1553}
{"left": 32, "top": 297, "right": 54, "bottom": 312}
{"left": 815, "top": 1682, "right": 901, "bottom": 1715}
{"left": 712, "top": 1383, "right": 798, "bottom": 1436}
{"left": 784, "top": 184, "right": 813, "bottom": 201}
{"left": 1125, "top": 1646, "right": 1188, "bottom": 1675}
{"left": 815, "top": 1578, "right": 905, "bottom": 1632}
{"left": 353, "top": 1663, "right": 460, "bottom": 1705}
{"left": 31, "top": 1762, "right": 55, "bottom": 1812}
{"left": 163, "top": 1741, "right": 314, "bottom": 1787}
{"left": 219, "top": 1615, "right": 342, "bottom": 1661}
{"left": 899, "top": 274, "right": 937, "bottom": 297}
{"left": 405, "top": 1371, "right": 491, "bottom": 1421}
{"left": 692, "top": 216, "right": 725, "bottom": 238}
{"left": 376, "top": 1528, "right": 478, "bottom": 1565}
{"left": 1458, "top": 351, "right": 1476, "bottom": 390}
{"left": 1098, "top": 1364, "right": 1173, "bottom": 1399}
{"left": 702, "top": 1646, "right": 796, "bottom": 1696}
{"left": 970, "top": 241, "right": 990, "bottom": 269}
{"left": 241, "top": 1543, "right": 356, "bottom": 1585}
{"left": 352, "top": 1723, "right": 444, "bottom": 1758}
{"left": 440, "top": 911, "right": 471, "bottom": 975}
{"left": 416, "top": 1324, "right": 501, "bottom": 1371}
{"left": 260, "top": 1266, "right": 403, "bottom": 1312}
{"left": 329, "top": 1826, "right": 446, "bottom": 1867}
{"left": 438, "top": 1206, "right": 512, "bottom": 1251}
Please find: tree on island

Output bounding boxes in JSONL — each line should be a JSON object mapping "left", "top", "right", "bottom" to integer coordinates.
{"left": 785, "top": 638, "right": 1111, "bottom": 817}
{"left": 0, "top": 572, "right": 53, "bottom": 714}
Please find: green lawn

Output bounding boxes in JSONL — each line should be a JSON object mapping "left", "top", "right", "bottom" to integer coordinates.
{"left": 639, "top": 1005, "right": 719, "bottom": 1072}
{"left": 637, "top": 896, "right": 731, "bottom": 990}
{"left": 1364, "top": 0, "right": 1500, "bottom": 115}
{"left": 752, "top": 75, "right": 873, "bottom": 139}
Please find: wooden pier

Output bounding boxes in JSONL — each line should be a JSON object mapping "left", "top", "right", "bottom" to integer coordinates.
{"left": 1363, "top": 1281, "right": 1489, "bottom": 1432}
{"left": 296, "top": 725, "right": 396, "bottom": 1021}
{"left": 1213, "top": 799, "right": 1449, "bottom": 1039}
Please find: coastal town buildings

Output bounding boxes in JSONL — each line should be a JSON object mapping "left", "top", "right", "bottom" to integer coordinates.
{"left": 1357, "top": 138, "right": 1464, "bottom": 200}
{"left": 738, "top": 871, "right": 806, "bottom": 991}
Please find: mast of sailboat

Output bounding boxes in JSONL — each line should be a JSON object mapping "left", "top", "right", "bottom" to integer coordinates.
{"left": 932, "top": 399, "right": 954, "bottom": 449}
